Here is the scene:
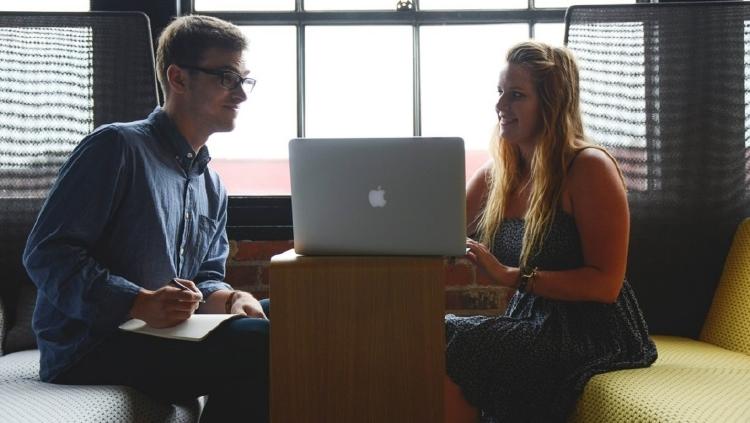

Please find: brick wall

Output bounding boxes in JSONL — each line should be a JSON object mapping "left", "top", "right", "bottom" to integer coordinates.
{"left": 225, "top": 240, "right": 514, "bottom": 316}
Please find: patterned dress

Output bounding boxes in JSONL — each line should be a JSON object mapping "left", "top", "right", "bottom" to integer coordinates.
{"left": 445, "top": 212, "right": 657, "bottom": 422}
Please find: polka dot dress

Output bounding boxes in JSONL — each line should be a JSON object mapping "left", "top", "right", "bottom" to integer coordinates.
{"left": 445, "top": 212, "right": 657, "bottom": 422}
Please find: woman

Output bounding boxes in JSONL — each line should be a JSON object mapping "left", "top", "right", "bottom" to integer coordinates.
{"left": 444, "top": 41, "right": 657, "bottom": 422}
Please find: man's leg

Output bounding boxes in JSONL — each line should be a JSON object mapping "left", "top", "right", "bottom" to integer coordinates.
{"left": 55, "top": 299, "right": 271, "bottom": 423}
{"left": 199, "top": 299, "right": 271, "bottom": 423}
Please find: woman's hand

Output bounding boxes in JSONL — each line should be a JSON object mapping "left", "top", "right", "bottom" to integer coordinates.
{"left": 465, "top": 238, "right": 519, "bottom": 288}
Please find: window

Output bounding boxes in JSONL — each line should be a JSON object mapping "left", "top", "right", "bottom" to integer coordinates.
{"left": 207, "top": 26, "right": 296, "bottom": 195}
{"left": 420, "top": 0, "right": 526, "bottom": 9}
{"left": 535, "top": 0, "right": 632, "bottom": 7}
{"left": 192, "top": 1, "right": 613, "bottom": 196}
{"left": 194, "top": 0, "right": 294, "bottom": 11}
{"left": 0, "top": 0, "right": 89, "bottom": 11}
{"left": 534, "top": 23, "right": 565, "bottom": 47}
{"left": 420, "top": 24, "right": 527, "bottom": 175}
{"left": 305, "top": 26, "right": 414, "bottom": 138}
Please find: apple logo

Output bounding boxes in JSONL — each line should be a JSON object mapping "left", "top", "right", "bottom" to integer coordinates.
{"left": 368, "top": 186, "right": 387, "bottom": 208}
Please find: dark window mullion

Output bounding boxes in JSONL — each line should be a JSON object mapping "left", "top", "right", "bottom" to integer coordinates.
{"left": 413, "top": 0, "right": 420, "bottom": 136}
{"left": 206, "top": 10, "right": 565, "bottom": 26}
{"left": 297, "top": 0, "right": 305, "bottom": 137}
{"left": 297, "top": 24, "right": 305, "bottom": 138}
{"left": 413, "top": 24, "right": 421, "bottom": 136}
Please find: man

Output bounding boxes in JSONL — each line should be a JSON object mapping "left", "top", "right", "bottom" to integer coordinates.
{"left": 23, "top": 15, "right": 269, "bottom": 422}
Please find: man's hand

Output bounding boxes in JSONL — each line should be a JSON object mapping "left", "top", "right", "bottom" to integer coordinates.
{"left": 229, "top": 291, "right": 267, "bottom": 320}
{"left": 129, "top": 282, "right": 202, "bottom": 328}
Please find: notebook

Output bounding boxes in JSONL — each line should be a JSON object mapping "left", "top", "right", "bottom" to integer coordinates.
{"left": 119, "top": 314, "right": 241, "bottom": 341}
{"left": 289, "top": 137, "right": 466, "bottom": 256}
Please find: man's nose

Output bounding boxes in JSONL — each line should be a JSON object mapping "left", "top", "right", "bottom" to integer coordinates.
{"left": 232, "top": 85, "right": 248, "bottom": 103}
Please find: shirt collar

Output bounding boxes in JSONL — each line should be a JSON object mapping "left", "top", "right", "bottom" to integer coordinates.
{"left": 147, "top": 106, "right": 211, "bottom": 175}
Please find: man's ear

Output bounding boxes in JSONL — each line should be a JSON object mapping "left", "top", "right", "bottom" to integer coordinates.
{"left": 166, "top": 64, "right": 188, "bottom": 94}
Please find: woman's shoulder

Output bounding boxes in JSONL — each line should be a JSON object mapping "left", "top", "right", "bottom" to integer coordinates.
{"left": 567, "top": 145, "right": 620, "bottom": 179}
{"left": 564, "top": 145, "right": 625, "bottom": 210}
{"left": 467, "top": 160, "right": 494, "bottom": 191}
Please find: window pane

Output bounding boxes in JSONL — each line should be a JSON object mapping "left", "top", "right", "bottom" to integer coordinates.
{"left": 207, "top": 26, "right": 297, "bottom": 195}
{"left": 420, "top": 0, "right": 526, "bottom": 10}
{"left": 534, "top": 23, "right": 565, "bottom": 47}
{"left": 0, "top": 0, "right": 88, "bottom": 11}
{"left": 535, "top": 0, "right": 633, "bottom": 7}
{"left": 305, "top": 0, "right": 401, "bottom": 11}
{"left": 305, "top": 26, "right": 413, "bottom": 138}
{"left": 194, "top": 0, "right": 294, "bottom": 12}
{"left": 421, "top": 24, "right": 527, "bottom": 180}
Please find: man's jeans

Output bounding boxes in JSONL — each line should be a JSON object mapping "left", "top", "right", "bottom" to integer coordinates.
{"left": 55, "top": 299, "right": 271, "bottom": 423}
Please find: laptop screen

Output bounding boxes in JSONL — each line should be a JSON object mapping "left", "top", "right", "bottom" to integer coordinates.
{"left": 289, "top": 137, "right": 466, "bottom": 256}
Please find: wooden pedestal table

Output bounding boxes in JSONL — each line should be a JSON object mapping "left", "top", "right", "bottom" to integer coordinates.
{"left": 269, "top": 250, "right": 445, "bottom": 423}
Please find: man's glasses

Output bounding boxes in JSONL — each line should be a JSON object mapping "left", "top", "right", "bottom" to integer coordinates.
{"left": 178, "top": 64, "right": 256, "bottom": 92}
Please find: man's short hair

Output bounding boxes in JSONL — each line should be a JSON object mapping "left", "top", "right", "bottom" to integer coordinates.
{"left": 156, "top": 15, "right": 247, "bottom": 96}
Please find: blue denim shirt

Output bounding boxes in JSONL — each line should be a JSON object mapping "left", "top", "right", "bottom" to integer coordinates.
{"left": 23, "top": 107, "right": 232, "bottom": 381}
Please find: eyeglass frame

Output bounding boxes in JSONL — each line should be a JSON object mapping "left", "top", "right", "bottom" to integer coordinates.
{"left": 177, "top": 64, "right": 256, "bottom": 92}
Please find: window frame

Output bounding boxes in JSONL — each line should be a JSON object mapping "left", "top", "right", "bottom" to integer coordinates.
{"left": 182, "top": 0, "right": 638, "bottom": 240}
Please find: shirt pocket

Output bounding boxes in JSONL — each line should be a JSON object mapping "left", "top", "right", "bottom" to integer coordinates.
{"left": 184, "top": 214, "right": 219, "bottom": 277}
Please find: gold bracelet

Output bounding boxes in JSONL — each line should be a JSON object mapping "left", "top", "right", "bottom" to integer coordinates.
{"left": 518, "top": 267, "right": 539, "bottom": 293}
{"left": 225, "top": 290, "right": 238, "bottom": 314}
{"left": 528, "top": 269, "right": 538, "bottom": 294}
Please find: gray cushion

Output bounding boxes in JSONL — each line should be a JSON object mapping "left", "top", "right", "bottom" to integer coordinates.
{"left": 0, "top": 296, "right": 5, "bottom": 356}
{"left": 0, "top": 350, "right": 201, "bottom": 422}
{"left": 0, "top": 380, "right": 201, "bottom": 423}
{"left": 0, "top": 349, "right": 39, "bottom": 382}
{"left": 0, "top": 351, "right": 201, "bottom": 422}
{"left": 3, "top": 283, "right": 37, "bottom": 353}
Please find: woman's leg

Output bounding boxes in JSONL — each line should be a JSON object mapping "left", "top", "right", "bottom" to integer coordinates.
{"left": 444, "top": 375, "right": 479, "bottom": 423}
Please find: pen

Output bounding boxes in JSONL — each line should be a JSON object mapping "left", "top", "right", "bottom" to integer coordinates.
{"left": 170, "top": 278, "right": 206, "bottom": 303}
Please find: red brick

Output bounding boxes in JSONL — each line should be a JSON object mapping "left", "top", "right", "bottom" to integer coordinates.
{"left": 463, "top": 289, "right": 503, "bottom": 309}
{"left": 445, "top": 291, "right": 464, "bottom": 310}
{"left": 445, "top": 262, "right": 474, "bottom": 287}
{"left": 232, "top": 240, "right": 293, "bottom": 262}
{"left": 225, "top": 265, "right": 262, "bottom": 288}
{"left": 444, "top": 287, "right": 514, "bottom": 313}
{"left": 259, "top": 265, "right": 269, "bottom": 285}
{"left": 228, "top": 240, "right": 238, "bottom": 261}
{"left": 250, "top": 289, "right": 269, "bottom": 300}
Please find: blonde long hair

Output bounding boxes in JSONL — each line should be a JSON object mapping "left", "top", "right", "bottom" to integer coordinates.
{"left": 477, "top": 41, "right": 589, "bottom": 269}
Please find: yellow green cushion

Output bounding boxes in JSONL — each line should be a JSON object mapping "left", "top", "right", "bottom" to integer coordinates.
{"left": 652, "top": 336, "right": 750, "bottom": 369}
{"left": 700, "top": 218, "right": 750, "bottom": 355}
{"left": 570, "top": 335, "right": 750, "bottom": 422}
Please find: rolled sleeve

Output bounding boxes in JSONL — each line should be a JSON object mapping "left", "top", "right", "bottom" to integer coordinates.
{"left": 196, "top": 281, "right": 233, "bottom": 300}
{"left": 23, "top": 126, "right": 140, "bottom": 326}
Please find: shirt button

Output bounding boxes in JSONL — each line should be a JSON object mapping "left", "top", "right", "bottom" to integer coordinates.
{"left": 180, "top": 247, "right": 184, "bottom": 256}
{"left": 185, "top": 212, "right": 190, "bottom": 220}
{"left": 187, "top": 152, "right": 194, "bottom": 159}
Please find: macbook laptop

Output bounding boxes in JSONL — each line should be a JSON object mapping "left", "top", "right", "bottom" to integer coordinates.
{"left": 289, "top": 137, "right": 466, "bottom": 256}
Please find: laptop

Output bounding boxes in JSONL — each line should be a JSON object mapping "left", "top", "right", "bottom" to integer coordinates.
{"left": 289, "top": 137, "right": 466, "bottom": 256}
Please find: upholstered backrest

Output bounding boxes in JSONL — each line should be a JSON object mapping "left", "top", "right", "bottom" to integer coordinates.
{"left": 565, "top": 2, "right": 750, "bottom": 338}
{"left": 0, "top": 297, "right": 5, "bottom": 356}
{"left": 0, "top": 12, "right": 159, "bottom": 354}
{"left": 700, "top": 218, "right": 750, "bottom": 355}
